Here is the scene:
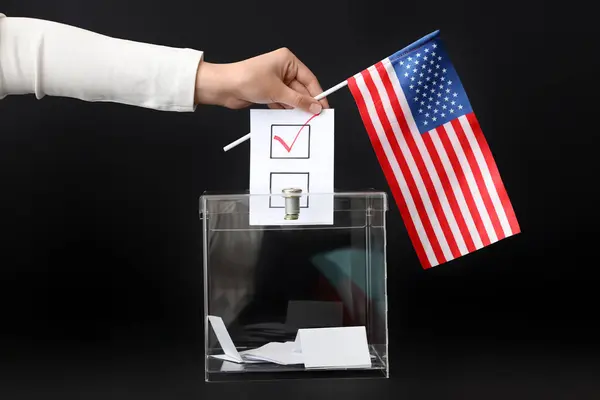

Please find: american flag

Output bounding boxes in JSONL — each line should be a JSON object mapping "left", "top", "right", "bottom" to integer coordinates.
{"left": 348, "top": 31, "right": 520, "bottom": 269}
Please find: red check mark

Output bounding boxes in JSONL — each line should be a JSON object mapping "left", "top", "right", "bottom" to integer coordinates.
{"left": 273, "top": 113, "right": 319, "bottom": 153}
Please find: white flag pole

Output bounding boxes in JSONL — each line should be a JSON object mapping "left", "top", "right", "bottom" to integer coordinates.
{"left": 222, "top": 80, "right": 349, "bottom": 152}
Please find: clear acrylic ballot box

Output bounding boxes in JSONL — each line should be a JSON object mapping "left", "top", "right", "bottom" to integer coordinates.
{"left": 200, "top": 191, "right": 389, "bottom": 382}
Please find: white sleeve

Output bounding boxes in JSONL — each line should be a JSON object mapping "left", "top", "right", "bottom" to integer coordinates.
{"left": 0, "top": 13, "right": 203, "bottom": 112}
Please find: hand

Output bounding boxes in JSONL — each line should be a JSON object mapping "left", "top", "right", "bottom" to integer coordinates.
{"left": 193, "top": 48, "right": 329, "bottom": 114}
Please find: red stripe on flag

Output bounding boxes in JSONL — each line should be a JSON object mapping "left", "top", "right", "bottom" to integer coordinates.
{"left": 421, "top": 132, "right": 477, "bottom": 253}
{"left": 466, "top": 113, "right": 521, "bottom": 235}
{"left": 361, "top": 68, "right": 446, "bottom": 265}
{"left": 451, "top": 119, "right": 505, "bottom": 241}
{"left": 436, "top": 124, "right": 492, "bottom": 246}
{"left": 347, "top": 76, "right": 433, "bottom": 268}
{"left": 374, "top": 62, "right": 462, "bottom": 260}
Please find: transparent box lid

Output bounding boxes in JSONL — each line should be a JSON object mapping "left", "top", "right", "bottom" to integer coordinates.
{"left": 200, "top": 190, "right": 389, "bottom": 382}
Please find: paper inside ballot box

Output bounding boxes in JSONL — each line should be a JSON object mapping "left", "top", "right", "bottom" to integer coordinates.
{"left": 207, "top": 315, "right": 372, "bottom": 369}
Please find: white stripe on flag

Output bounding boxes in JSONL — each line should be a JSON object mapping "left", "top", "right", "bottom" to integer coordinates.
{"left": 443, "top": 122, "right": 499, "bottom": 243}
{"left": 458, "top": 116, "right": 513, "bottom": 237}
{"left": 367, "top": 65, "right": 456, "bottom": 260}
{"left": 379, "top": 61, "right": 470, "bottom": 256}
{"left": 427, "top": 127, "right": 485, "bottom": 249}
{"left": 353, "top": 72, "right": 439, "bottom": 266}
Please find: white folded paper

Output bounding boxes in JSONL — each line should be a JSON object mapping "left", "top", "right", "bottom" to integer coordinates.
{"left": 207, "top": 315, "right": 372, "bottom": 369}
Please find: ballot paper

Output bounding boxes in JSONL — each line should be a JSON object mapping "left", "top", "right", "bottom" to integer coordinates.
{"left": 208, "top": 315, "right": 301, "bottom": 365}
{"left": 207, "top": 315, "right": 372, "bottom": 369}
{"left": 249, "top": 109, "right": 334, "bottom": 226}
{"left": 295, "top": 326, "right": 372, "bottom": 369}
{"left": 207, "top": 316, "right": 264, "bottom": 364}
{"left": 242, "top": 341, "right": 303, "bottom": 365}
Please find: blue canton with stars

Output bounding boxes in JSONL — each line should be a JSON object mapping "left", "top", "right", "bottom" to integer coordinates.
{"left": 389, "top": 36, "right": 473, "bottom": 134}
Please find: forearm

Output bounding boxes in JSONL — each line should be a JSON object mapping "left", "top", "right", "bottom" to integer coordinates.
{"left": 0, "top": 15, "right": 203, "bottom": 111}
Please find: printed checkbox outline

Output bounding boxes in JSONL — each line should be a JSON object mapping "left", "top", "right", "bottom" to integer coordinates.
{"left": 269, "top": 172, "right": 310, "bottom": 208}
{"left": 269, "top": 124, "right": 311, "bottom": 159}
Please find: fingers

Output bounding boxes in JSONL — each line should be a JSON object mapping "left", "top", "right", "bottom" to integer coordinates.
{"left": 285, "top": 80, "right": 310, "bottom": 110}
{"left": 289, "top": 79, "right": 311, "bottom": 97}
{"left": 275, "top": 82, "right": 323, "bottom": 115}
{"left": 293, "top": 58, "right": 330, "bottom": 109}
{"left": 269, "top": 81, "right": 312, "bottom": 110}
{"left": 318, "top": 95, "right": 330, "bottom": 109}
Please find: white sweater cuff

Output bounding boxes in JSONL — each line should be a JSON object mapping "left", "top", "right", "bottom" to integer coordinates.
{"left": 0, "top": 15, "right": 203, "bottom": 112}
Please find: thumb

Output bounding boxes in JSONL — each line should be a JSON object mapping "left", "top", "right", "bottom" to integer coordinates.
{"left": 275, "top": 83, "right": 323, "bottom": 114}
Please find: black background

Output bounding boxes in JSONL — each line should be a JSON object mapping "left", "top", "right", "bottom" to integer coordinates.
{"left": 1, "top": 0, "right": 598, "bottom": 399}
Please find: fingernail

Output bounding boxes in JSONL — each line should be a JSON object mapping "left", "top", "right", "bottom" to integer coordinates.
{"left": 309, "top": 103, "right": 322, "bottom": 115}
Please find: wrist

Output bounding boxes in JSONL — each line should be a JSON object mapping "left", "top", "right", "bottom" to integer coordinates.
{"left": 194, "top": 61, "right": 233, "bottom": 107}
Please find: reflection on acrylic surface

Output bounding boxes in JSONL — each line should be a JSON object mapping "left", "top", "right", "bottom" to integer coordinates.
{"left": 206, "top": 198, "right": 386, "bottom": 350}
{"left": 206, "top": 199, "right": 264, "bottom": 327}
